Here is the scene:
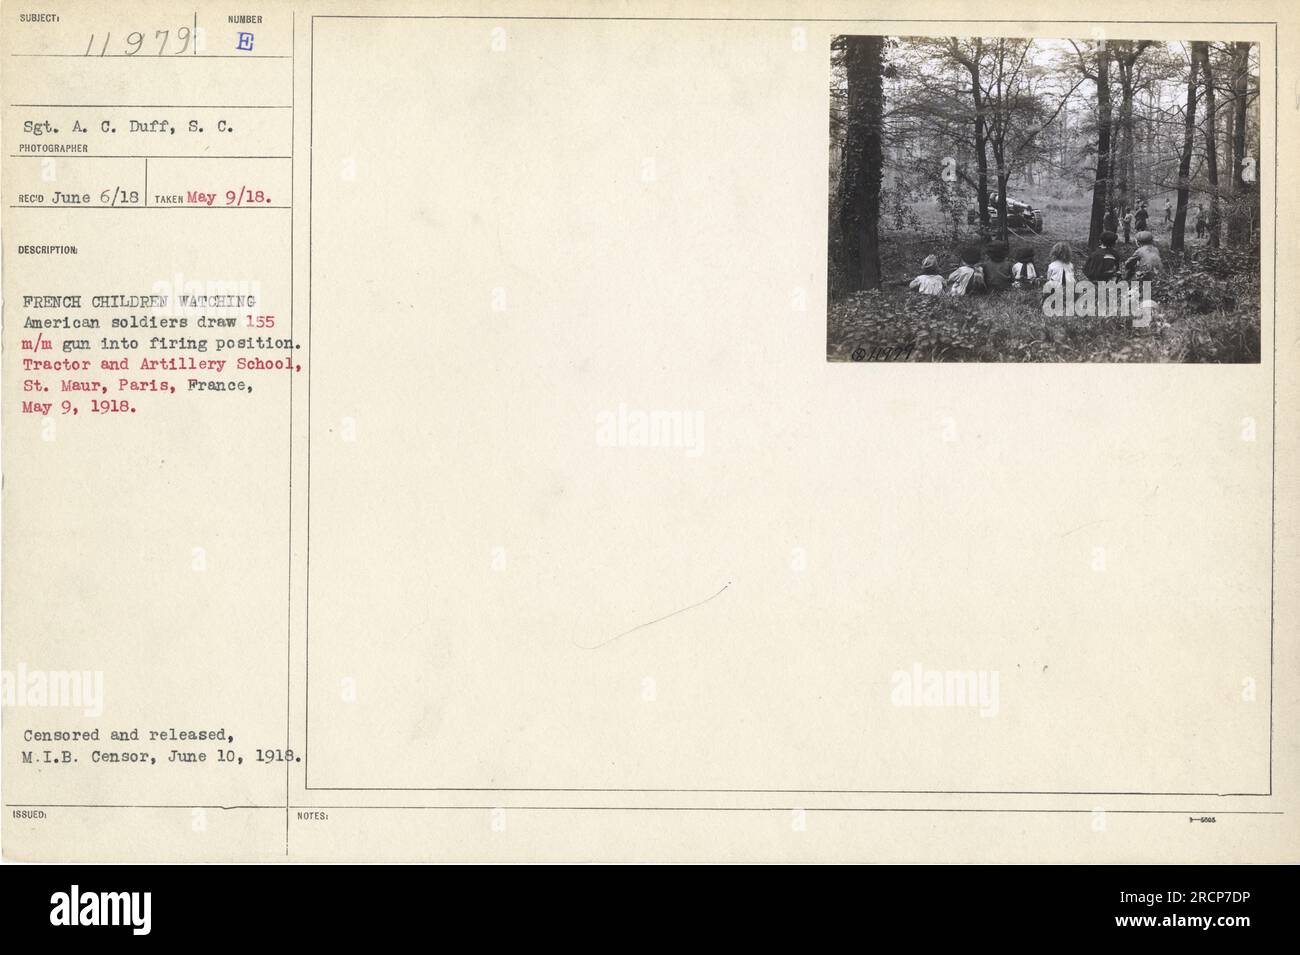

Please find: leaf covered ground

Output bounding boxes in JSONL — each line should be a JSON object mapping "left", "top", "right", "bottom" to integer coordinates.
{"left": 828, "top": 228, "right": 1261, "bottom": 363}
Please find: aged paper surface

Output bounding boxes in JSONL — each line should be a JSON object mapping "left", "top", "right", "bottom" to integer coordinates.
{"left": 1, "top": 0, "right": 1296, "bottom": 862}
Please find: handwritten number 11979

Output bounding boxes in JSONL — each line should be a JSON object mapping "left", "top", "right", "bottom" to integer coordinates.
{"left": 84, "top": 27, "right": 194, "bottom": 57}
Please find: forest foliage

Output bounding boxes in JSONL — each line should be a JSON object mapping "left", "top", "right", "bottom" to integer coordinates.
{"left": 827, "top": 36, "right": 1260, "bottom": 362}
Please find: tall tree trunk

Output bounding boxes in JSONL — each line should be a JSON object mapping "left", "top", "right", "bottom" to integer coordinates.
{"left": 837, "top": 35, "right": 885, "bottom": 291}
{"left": 1171, "top": 47, "right": 1199, "bottom": 252}
{"left": 970, "top": 68, "right": 990, "bottom": 230}
{"left": 1196, "top": 42, "right": 1221, "bottom": 249}
{"left": 1228, "top": 41, "right": 1251, "bottom": 246}
{"left": 949, "top": 39, "right": 990, "bottom": 230}
{"left": 1116, "top": 52, "right": 1134, "bottom": 217}
{"left": 1106, "top": 124, "right": 1119, "bottom": 210}
{"left": 994, "top": 150, "right": 1009, "bottom": 241}
{"left": 1128, "top": 91, "right": 1139, "bottom": 208}
{"left": 1088, "top": 44, "right": 1112, "bottom": 248}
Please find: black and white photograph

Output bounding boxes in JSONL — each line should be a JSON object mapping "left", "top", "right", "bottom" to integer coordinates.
{"left": 828, "top": 35, "right": 1262, "bottom": 362}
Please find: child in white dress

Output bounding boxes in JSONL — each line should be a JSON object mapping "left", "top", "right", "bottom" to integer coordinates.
{"left": 909, "top": 254, "right": 945, "bottom": 296}
{"left": 1041, "top": 241, "right": 1075, "bottom": 300}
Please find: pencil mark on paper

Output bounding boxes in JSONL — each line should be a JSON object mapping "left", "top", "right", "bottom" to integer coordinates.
{"left": 576, "top": 580, "right": 732, "bottom": 651}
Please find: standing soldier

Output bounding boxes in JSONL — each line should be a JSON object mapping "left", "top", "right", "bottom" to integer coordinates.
{"left": 1104, "top": 206, "right": 1119, "bottom": 235}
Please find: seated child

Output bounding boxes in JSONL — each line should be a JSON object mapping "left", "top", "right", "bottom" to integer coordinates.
{"left": 947, "top": 245, "right": 986, "bottom": 296}
{"left": 1011, "top": 246, "right": 1039, "bottom": 289}
{"left": 983, "top": 240, "right": 1014, "bottom": 291}
{"left": 1123, "top": 231, "right": 1163, "bottom": 330}
{"left": 1083, "top": 231, "right": 1122, "bottom": 281}
{"left": 1123, "top": 231, "right": 1163, "bottom": 279}
{"left": 908, "top": 254, "right": 945, "bottom": 296}
{"left": 1041, "top": 241, "right": 1075, "bottom": 299}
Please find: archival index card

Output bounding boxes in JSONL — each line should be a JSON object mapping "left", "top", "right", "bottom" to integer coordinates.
{"left": 2, "top": 0, "right": 1297, "bottom": 863}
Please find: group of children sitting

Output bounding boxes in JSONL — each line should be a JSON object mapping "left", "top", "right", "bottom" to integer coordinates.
{"left": 909, "top": 231, "right": 1164, "bottom": 300}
